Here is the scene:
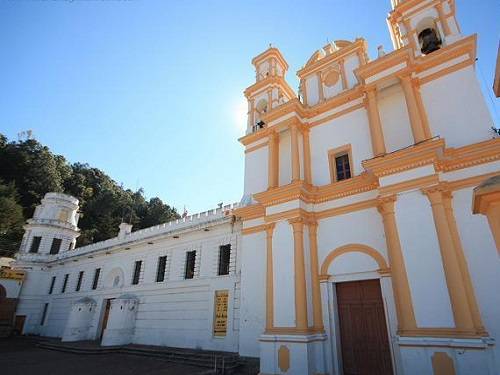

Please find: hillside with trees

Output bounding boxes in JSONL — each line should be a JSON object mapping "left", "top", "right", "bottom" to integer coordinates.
{"left": 0, "top": 133, "right": 179, "bottom": 257}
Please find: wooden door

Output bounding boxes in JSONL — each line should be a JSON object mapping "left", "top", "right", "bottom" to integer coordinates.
{"left": 100, "top": 299, "right": 112, "bottom": 341}
{"left": 336, "top": 279, "right": 393, "bottom": 375}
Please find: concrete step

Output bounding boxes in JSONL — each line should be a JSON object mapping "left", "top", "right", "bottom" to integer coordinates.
{"left": 37, "top": 340, "right": 240, "bottom": 370}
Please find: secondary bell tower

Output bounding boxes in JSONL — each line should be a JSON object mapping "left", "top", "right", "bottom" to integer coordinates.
{"left": 244, "top": 46, "right": 296, "bottom": 135}
{"left": 388, "top": 0, "right": 463, "bottom": 56}
{"left": 19, "top": 192, "right": 80, "bottom": 256}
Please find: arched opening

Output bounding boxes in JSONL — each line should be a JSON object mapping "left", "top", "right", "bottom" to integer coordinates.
{"left": 416, "top": 17, "right": 442, "bottom": 55}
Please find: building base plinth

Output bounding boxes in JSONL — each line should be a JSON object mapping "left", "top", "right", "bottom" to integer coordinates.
{"left": 397, "top": 336, "right": 497, "bottom": 375}
{"left": 259, "top": 333, "right": 327, "bottom": 375}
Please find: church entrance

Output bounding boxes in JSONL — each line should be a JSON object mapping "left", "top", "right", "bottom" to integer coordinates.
{"left": 336, "top": 279, "right": 393, "bottom": 375}
{"left": 99, "top": 299, "right": 113, "bottom": 341}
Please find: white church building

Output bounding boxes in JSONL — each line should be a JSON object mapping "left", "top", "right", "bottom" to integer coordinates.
{"left": 10, "top": 0, "right": 500, "bottom": 374}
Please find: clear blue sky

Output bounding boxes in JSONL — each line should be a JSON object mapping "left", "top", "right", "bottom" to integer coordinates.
{"left": 1, "top": 0, "right": 499, "bottom": 214}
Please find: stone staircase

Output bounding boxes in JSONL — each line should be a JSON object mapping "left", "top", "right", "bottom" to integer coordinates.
{"left": 37, "top": 340, "right": 243, "bottom": 373}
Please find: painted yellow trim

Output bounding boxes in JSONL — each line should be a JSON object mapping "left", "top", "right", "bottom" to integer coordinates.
{"left": 320, "top": 243, "right": 389, "bottom": 275}
{"left": 268, "top": 131, "right": 279, "bottom": 189}
{"left": 308, "top": 102, "right": 365, "bottom": 128}
{"left": 328, "top": 144, "right": 354, "bottom": 183}
{"left": 378, "top": 196, "right": 417, "bottom": 332}
{"left": 278, "top": 345, "right": 290, "bottom": 372}
{"left": 442, "top": 192, "right": 487, "bottom": 335}
{"left": 289, "top": 218, "right": 308, "bottom": 330}
{"left": 400, "top": 73, "right": 426, "bottom": 143}
{"left": 315, "top": 199, "right": 379, "bottom": 220}
{"left": 438, "top": 138, "right": 500, "bottom": 172}
{"left": 303, "top": 128, "right": 312, "bottom": 185}
{"left": 365, "top": 86, "right": 387, "bottom": 156}
{"left": 290, "top": 123, "right": 301, "bottom": 182}
{"left": 422, "top": 186, "right": 476, "bottom": 333}
{"left": 241, "top": 223, "right": 269, "bottom": 235}
{"left": 245, "top": 141, "right": 268, "bottom": 154}
{"left": 308, "top": 221, "right": 324, "bottom": 331}
{"left": 472, "top": 175, "right": 500, "bottom": 253}
{"left": 234, "top": 204, "right": 265, "bottom": 221}
{"left": 266, "top": 223, "right": 275, "bottom": 331}
{"left": 379, "top": 174, "right": 439, "bottom": 196}
{"left": 432, "top": 352, "right": 456, "bottom": 375}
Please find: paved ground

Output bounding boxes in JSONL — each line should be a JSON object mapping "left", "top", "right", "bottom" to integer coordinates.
{"left": 0, "top": 337, "right": 209, "bottom": 375}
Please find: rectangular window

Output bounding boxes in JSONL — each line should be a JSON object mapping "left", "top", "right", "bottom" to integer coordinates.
{"left": 76, "top": 271, "right": 84, "bottom": 292}
{"left": 184, "top": 251, "right": 196, "bottom": 279}
{"left": 29, "top": 236, "right": 42, "bottom": 253}
{"left": 40, "top": 303, "right": 49, "bottom": 326}
{"left": 156, "top": 256, "right": 167, "bottom": 282}
{"left": 132, "top": 260, "right": 142, "bottom": 285}
{"left": 92, "top": 268, "right": 100, "bottom": 290}
{"left": 335, "top": 153, "right": 351, "bottom": 181}
{"left": 61, "top": 274, "right": 69, "bottom": 293}
{"left": 49, "top": 238, "right": 62, "bottom": 255}
{"left": 48, "top": 276, "right": 56, "bottom": 294}
{"left": 218, "top": 245, "right": 231, "bottom": 276}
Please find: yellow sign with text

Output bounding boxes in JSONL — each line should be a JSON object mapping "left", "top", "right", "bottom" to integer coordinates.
{"left": 214, "top": 290, "right": 229, "bottom": 337}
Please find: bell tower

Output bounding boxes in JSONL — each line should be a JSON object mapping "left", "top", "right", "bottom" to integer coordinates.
{"left": 19, "top": 192, "right": 80, "bottom": 256}
{"left": 244, "top": 46, "right": 296, "bottom": 135}
{"left": 388, "top": 0, "right": 462, "bottom": 56}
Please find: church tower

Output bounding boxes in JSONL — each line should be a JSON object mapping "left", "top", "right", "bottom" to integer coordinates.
{"left": 388, "top": 0, "right": 462, "bottom": 56}
{"left": 20, "top": 193, "right": 80, "bottom": 256}
{"left": 244, "top": 46, "right": 296, "bottom": 135}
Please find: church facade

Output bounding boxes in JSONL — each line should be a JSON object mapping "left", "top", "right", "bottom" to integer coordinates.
{"left": 10, "top": 0, "right": 500, "bottom": 374}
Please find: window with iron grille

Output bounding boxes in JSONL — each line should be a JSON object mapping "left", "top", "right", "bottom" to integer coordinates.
{"left": 29, "top": 236, "right": 42, "bottom": 253}
{"left": 76, "top": 271, "right": 84, "bottom": 291}
{"left": 156, "top": 256, "right": 167, "bottom": 282}
{"left": 335, "top": 154, "right": 351, "bottom": 181}
{"left": 132, "top": 260, "right": 142, "bottom": 285}
{"left": 48, "top": 276, "right": 56, "bottom": 294}
{"left": 61, "top": 274, "right": 69, "bottom": 293}
{"left": 218, "top": 245, "right": 231, "bottom": 276}
{"left": 92, "top": 268, "right": 100, "bottom": 290}
{"left": 40, "top": 303, "right": 49, "bottom": 326}
{"left": 49, "top": 238, "right": 62, "bottom": 255}
{"left": 184, "top": 251, "right": 196, "bottom": 279}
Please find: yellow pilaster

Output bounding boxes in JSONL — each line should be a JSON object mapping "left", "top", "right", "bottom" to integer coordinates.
{"left": 290, "top": 218, "right": 308, "bottom": 330}
{"left": 377, "top": 196, "right": 417, "bottom": 332}
{"left": 437, "top": 2, "right": 452, "bottom": 37}
{"left": 423, "top": 187, "right": 475, "bottom": 332}
{"left": 400, "top": 74, "right": 426, "bottom": 144}
{"left": 303, "top": 128, "right": 312, "bottom": 185}
{"left": 290, "top": 123, "right": 301, "bottom": 182}
{"left": 268, "top": 131, "right": 279, "bottom": 189}
{"left": 442, "top": 192, "right": 486, "bottom": 335}
{"left": 308, "top": 220, "right": 324, "bottom": 331}
{"left": 365, "top": 87, "right": 386, "bottom": 156}
{"left": 265, "top": 223, "right": 275, "bottom": 331}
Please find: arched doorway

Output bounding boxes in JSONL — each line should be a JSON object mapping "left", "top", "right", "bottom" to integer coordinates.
{"left": 321, "top": 244, "right": 394, "bottom": 375}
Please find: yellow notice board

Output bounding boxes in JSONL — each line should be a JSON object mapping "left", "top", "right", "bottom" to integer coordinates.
{"left": 214, "top": 290, "right": 229, "bottom": 337}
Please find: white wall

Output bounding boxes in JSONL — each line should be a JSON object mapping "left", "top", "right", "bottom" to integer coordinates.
{"left": 378, "top": 83, "right": 414, "bottom": 153}
{"left": 421, "top": 65, "right": 493, "bottom": 147}
{"left": 244, "top": 146, "right": 268, "bottom": 195}
{"left": 395, "top": 191, "right": 454, "bottom": 327}
{"left": 309, "top": 108, "right": 373, "bottom": 186}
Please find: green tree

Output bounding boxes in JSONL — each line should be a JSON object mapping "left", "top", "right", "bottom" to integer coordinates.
{"left": 0, "top": 180, "right": 25, "bottom": 257}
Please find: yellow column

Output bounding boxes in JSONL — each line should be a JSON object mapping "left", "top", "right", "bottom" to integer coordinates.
{"left": 290, "top": 218, "right": 308, "bottom": 330}
{"left": 365, "top": 87, "right": 386, "bottom": 156}
{"left": 437, "top": 2, "right": 452, "bottom": 36}
{"left": 268, "top": 131, "right": 279, "bottom": 189}
{"left": 317, "top": 72, "right": 324, "bottom": 103}
{"left": 265, "top": 223, "right": 275, "bottom": 331}
{"left": 249, "top": 99, "right": 255, "bottom": 129}
{"left": 302, "top": 128, "right": 312, "bottom": 185}
{"left": 413, "top": 81, "right": 432, "bottom": 139}
{"left": 423, "top": 188, "right": 475, "bottom": 332}
{"left": 339, "top": 60, "right": 348, "bottom": 90}
{"left": 442, "top": 192, "right": 486, "bottom": 335}
{"left": 290, "top": 123, "right": 301, "bottom": 182}
{"left": 485, "top": 203, "right": 500, "bottom": 253}
{"left": 400, "top": 74, "right": 426, "bottom": 144}
{"left": 308, "top": 220, "right": 324, "bottom": 331}
{"left": 377, "top": 196, "right": 417, "bottom": 332}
